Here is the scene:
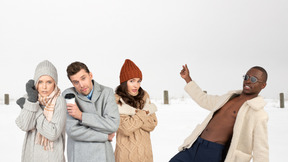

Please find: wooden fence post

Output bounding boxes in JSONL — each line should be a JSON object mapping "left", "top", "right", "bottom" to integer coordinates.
{"left": 280, "top": 93, "right": 284, "bottom": 108}
{"left": 4, "top": 94, "right": 9, "bottom": 105}
{"left": 164, "top": 90, "right": 169, "bottom": 104}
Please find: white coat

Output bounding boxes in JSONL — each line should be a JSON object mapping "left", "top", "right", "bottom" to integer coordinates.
{"left": 178, "top": 81, "right": 269, "bottom": 162}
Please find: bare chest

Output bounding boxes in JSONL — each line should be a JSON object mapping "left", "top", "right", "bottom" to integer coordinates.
{"left": 200, "top": 96, "right": 247, "bottom": 144}
{"left": 215, "top": 99, "right": 243, "bottom": 119}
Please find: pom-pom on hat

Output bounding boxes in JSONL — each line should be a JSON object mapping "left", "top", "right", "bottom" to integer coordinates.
{"left": 120, "top": 59, "right": 142, "bottom": 84}
{"left": 34, "top": 60, "right": 58, "bottom": 85}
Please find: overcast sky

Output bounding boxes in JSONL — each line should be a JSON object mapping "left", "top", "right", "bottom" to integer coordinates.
{"left": 1, "top": 0, "right": 288, "bottom": 101}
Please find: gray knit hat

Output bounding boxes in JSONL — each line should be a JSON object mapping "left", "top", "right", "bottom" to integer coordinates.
{"left": 34, "top": 60, "right": 58, "bottom": 85}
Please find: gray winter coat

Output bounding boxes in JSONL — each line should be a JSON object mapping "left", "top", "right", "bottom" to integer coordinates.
{"left": 63, "top": 81, "right": 120, "bottom": 162}
{"left": 16, "top": 97, "right": 66, "bottom": 162}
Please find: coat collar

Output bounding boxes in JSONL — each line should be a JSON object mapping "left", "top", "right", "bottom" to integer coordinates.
{"left": 246, "top": 96, "right": 267, "bottom": 110}
{"left": 90, "top": 80, "right": 102, "bottom": 102}
{"left": 76, "top": 80, "right": 101, "bottom": 103}
{"left": 227, "top": 90, "right": 267, "bottom": 111}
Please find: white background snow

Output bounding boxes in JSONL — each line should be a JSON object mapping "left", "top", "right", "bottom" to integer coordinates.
{"left": 1, "top": 98, "right": 287, "bottom": 162}
{"left": 1, "top": 0, "right": 288, "bottom": 161}
{"left": 1, "top": 0, "right": 288, "bottom": 101}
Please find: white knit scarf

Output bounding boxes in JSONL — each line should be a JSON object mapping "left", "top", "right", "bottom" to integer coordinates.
{"left": 36, "top": 86, "right": 61, "bottom": 151}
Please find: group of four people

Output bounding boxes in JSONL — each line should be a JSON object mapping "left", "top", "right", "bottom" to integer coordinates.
{"left": 15, "top": 59, "right": 269, "bottom": 162}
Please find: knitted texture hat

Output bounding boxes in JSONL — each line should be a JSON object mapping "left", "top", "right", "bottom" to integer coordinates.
{"left": 34, "top": 60, "right": 58, "bottom": 85}
{"left": 120, "top": 59, "right": 142, "bottom": 84}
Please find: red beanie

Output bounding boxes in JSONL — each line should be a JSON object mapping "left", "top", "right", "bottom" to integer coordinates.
{"left": 120, "top": 59, "right": 142, "bottom": 84}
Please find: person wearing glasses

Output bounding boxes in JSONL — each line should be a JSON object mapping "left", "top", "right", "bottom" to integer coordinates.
{"left": 170, "top": 64, "right": 269, "bottom": 162}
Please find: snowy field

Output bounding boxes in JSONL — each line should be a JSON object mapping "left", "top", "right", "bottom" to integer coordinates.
{"left": 0, "top": 98, "right": 287, "bottom": 162}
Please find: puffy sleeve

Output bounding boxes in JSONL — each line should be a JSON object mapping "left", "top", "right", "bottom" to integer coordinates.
{"left": 184, "top": 81, "right": 222, "bottom": 111}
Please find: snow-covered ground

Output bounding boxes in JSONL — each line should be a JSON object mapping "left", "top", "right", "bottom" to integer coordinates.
{"left": 0, "top": 98, "right": 287, "bottom": 162}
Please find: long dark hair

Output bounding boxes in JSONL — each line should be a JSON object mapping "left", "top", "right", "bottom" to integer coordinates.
{"left": 115, "top": 81, "right": 145, "bottom": 109}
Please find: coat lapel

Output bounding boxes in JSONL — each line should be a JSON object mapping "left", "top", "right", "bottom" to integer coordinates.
{"left": 74, "top": 80, "right": 102, "bottom": 103}
{"left": 91, "top": 81, "right": 101, "bottom": 103}
{"left": 77, "top": 93, "right": 90, "bottom": 102}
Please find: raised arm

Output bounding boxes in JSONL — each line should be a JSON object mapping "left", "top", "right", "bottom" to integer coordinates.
{"left": 181, "top": 65, "right": 222, "bottom": 111}
{"left": 15, "top": 80, "right": 40, "bottom": 131}
{"left": 15, "top": 99, "right": 40, "bottom": 131}
{"left": 180, "top": 64, "right": 192, "bottom": 83}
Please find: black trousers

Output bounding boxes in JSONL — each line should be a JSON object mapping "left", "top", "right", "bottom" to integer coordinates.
{"left": 169, "top": 137, "right": 226, "bottom": 162}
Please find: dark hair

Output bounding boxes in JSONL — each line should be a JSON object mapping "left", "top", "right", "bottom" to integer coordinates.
{"left": 251, "top": 66, "right": 268, "bottom": 83}
{"left": 115, "top": 81, "right": 145, "bottom": 109}
{"left": 66, "top": 61, "right": 90, "bottom": 80}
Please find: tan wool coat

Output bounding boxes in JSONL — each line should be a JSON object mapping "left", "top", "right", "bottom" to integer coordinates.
{"left": 179, "top": 81, "right": 269, "bottom": 162}
{"left": 114, "top": 92, "right": 158, "bottom": 162}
